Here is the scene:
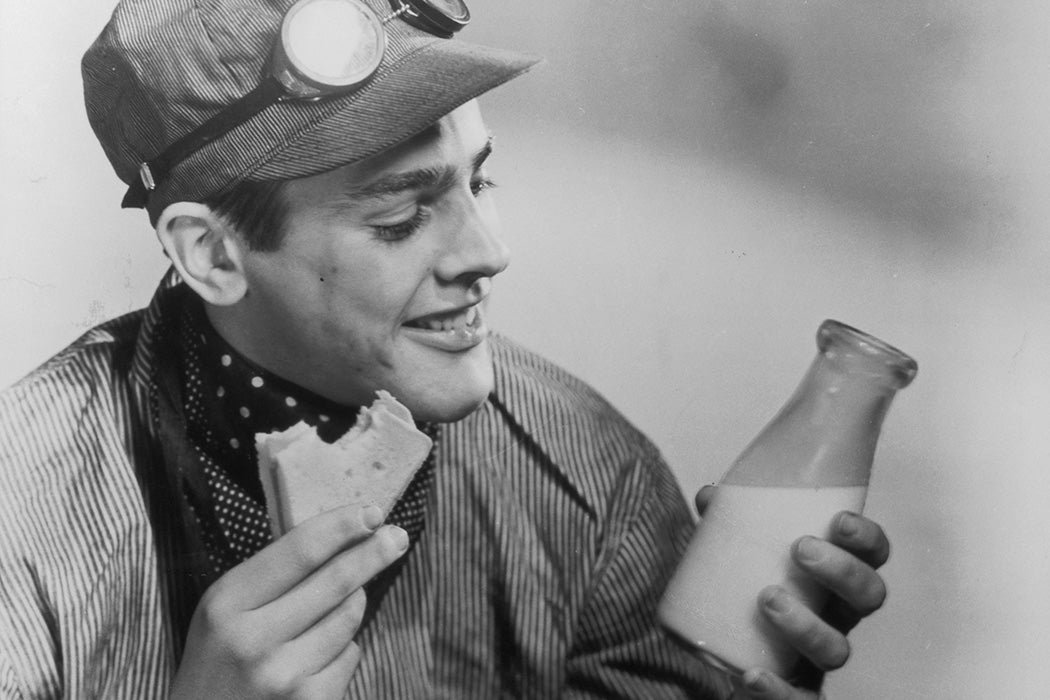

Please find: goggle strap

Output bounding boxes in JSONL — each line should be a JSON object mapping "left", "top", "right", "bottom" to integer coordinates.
{"left": 123, "top": 76, "right": 286, "bottom": 209}
{"left": 390, "top": 0, "right": 467, "bottom": 38}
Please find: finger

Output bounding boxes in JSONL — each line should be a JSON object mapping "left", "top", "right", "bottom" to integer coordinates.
{"left": 297, "top": 640, "right": 363, "bottom": 700}
{"left": 817, "top": 595, "right": 862, "bottom": 636}
{"left": 260, "top": 524, "right": 408, "bottom": 636}
{"left": 694, "top": 484, "right": 717, "bottom": 517}
{"left": 735, "top": 668, "right": 820, "bottom": 700}
{"left": 294, "top": 642, "right": 363, "bottom": 700}
{"left": 284, "top": 588, "right": 367, "bottom": 674}
{"left": 792, "top": 536, "right": 887, "bottom": 617}
{"left": 828, "top": 512, "right": 891, "bottom": 569}
{"left": 759, "top": 586, "right": 850, "bottom": 672}
{"left": 226, "top": 504, "right": 386, "bottom": 609}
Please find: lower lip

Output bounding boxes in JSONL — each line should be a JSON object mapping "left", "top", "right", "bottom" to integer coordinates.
{"left": 401, "top": 317, "right": 488, "bottom": 353}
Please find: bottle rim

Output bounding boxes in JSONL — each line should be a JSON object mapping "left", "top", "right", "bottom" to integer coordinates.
{"left": 817, "top": 319, "right": 918, "bottom": 387}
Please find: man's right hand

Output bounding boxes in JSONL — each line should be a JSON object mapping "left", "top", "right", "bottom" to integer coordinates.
{"left": 169, "top": 504, "right": 408, "bottom": 700}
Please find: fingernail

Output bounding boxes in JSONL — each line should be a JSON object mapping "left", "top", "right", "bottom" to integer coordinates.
{"left": 764, "top": 589, "right": 791, "bottom": 614}
{"left": 837, "top": 512, "right": 858, "bottom": 537}
{"left": 743, "top": 669, "right": 771, "bottom": 692}
{"left": 796, "top": 536, "right": 823, "bottom": 564}
{"left": 388, "top": 526, "right": 409, "bottom": 553}
{"left": 362, "top": 505, "right": 384, "bottom": 530}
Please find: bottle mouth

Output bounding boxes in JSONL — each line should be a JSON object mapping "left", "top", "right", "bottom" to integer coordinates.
{"left": 817, "top": 320, "right": 918, "bottom": 387}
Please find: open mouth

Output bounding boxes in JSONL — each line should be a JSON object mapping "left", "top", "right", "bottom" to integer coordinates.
{"left": 402, "top": 303, "right": 487, "bottom": 352}
{"left": 404, "top": 304, "right": 482, "bottom": 334}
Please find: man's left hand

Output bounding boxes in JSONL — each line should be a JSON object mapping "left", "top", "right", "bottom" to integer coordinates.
{"left": 696, "top": 489, "right": 891, "bottom": 699}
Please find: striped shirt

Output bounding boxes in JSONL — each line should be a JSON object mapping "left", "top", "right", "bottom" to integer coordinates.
{"left": 0, "top": 273, "right": 729, "bottom": 699}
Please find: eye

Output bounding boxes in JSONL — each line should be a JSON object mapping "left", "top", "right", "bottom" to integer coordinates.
{"left": 373, "top": 207, "right": 430, "bottom": 242}
{"left": 471, "top": 177, "right": 497, "bottom": 197}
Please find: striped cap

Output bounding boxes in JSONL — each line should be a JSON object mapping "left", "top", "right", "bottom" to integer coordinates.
{"left": 82, "top": 0, "right": 539, "bottom": 222}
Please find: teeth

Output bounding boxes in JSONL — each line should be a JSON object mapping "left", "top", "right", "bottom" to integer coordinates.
{"left": 413, "top": 305, "right": 481, "bottom": 333}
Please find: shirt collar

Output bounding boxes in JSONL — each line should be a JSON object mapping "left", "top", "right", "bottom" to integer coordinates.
{"left": 130, "top": 266, "right": 184, "bottom": 395}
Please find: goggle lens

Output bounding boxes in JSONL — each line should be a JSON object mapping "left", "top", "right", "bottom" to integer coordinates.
{"left": 278, "top": 0, "right": 385, "bottom": 94}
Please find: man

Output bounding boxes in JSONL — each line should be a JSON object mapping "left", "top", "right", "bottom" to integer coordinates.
{"left": 0, "top": 0, "right": 890, "bottom": 698}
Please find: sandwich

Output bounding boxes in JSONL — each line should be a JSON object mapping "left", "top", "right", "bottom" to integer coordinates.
{"left": 256, "top": 390, "right": 433, "bottom": 537}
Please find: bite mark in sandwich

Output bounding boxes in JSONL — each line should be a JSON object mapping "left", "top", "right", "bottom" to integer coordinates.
{"left": 256, "top": 390, "right": 433, "bottom": 537}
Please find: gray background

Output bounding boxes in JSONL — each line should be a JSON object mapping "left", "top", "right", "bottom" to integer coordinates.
{"left": 2, "top": 1, "right": 1048, "bottom": 697}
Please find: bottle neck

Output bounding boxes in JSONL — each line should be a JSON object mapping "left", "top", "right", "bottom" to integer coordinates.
{"left": 723, "top": 345, "right": 905, "bottom": 488}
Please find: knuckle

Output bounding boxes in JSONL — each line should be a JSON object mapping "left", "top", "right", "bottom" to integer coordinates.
{"left": 837, "top": 557, "right": 886, "bottom": 614}
{"left": 860, "top": 575, "right": 888, "bottom": 613}
{"left": 837, "top": 554, "right": 865, "bottom": 587}
{"left": 255, "top": 656, "right": 297, "bottom": 694}
{"left": 329, "top": 505, "right": 370, "bottom": 544}
{"left": 818, "top": 635, "right": 851, "bottom": 671}
{"left": 222, "top": 622, "right": 262, "bottom": 664}
{"left": 799, "top": 619, "right": 824, "bottom": 651}
{"left": 841, "top": 514, "right": 892, "bottom": 567}
{"left": 800, "top": 620, "right": 851, "bottom": 670}
{"left": 192, "top": 593, "right": 264, "bottom": 663}
{"left": 322, "top": 507, "right": 355, "bottom": 540}
{"left": 287, "top": 528, "right": 329, "bottom": 567}
{"left": 194, "top": 584, "right": 234, "bottom": 632}
{"left": 199, "top": 577, "right": 230, "bottom": 609}
{"left": 291, "top": 508, "right": 369, "bottom": 565}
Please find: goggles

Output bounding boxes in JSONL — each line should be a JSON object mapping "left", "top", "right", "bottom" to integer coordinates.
{"left": 122, "top": 0, "right": 471, "bottom": 209}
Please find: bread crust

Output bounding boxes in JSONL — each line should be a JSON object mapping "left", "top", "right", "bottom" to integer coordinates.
{"left": 256, "top": 391, "right": 433, "bottom": 536}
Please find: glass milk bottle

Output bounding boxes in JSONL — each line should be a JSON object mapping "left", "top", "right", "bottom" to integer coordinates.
{"left": 658, "top": 320, "right": 917, "bottom": 678}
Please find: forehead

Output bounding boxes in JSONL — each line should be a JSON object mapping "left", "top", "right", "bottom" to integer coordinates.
{"left": 274, "top": 99, "right": 489, "bottom": 213}
{"left": 342, "top": 99, "right": 489, "bottom": 183}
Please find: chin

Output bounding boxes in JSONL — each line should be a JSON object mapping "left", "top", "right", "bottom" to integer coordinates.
{"left": 406, "top": 363, "right": 494, "bottom": 423}
{"left": 411, "top": 380, "right": 492, "bottom": 422}
{"left": 414, "top": 396, "right": 487, "bottom": 423}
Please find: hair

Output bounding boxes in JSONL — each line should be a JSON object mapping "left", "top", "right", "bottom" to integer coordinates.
{"left": 202, "top": 179, "right": 291, "bottom": 252}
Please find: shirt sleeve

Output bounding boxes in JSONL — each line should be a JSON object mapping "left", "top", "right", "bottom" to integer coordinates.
{"left": 0, "top": 660, "right": 26, "bottom": 700}
{"left": 0, "top": 554, "right": 54, "bottom": 699}
{"left": 563, "top": 447, "right": 731, "bottom": 700}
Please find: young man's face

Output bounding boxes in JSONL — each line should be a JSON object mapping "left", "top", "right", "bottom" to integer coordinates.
{"left": 226, "top": 100, "right": 508, "bottom": 422}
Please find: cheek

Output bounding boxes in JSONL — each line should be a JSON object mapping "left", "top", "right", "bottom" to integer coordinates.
{"left": 315, "top": 261, "right": 413, "bottom": 342}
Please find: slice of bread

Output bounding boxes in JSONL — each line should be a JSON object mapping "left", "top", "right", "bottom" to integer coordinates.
{"left": 256, "top": 391, "right": 433, "bottom": 537}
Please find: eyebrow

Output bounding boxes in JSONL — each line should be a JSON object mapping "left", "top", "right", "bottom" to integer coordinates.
{"left": 346, "top": 137, "right": 494, "bottom": 202}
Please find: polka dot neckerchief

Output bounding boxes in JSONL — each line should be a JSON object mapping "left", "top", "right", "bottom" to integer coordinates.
{"left": 177, "top": 298, "right": 438, "bottom": 577}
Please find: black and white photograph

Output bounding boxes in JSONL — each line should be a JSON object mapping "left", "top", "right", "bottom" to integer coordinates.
{"left": 1, "top": 1, "right": 1047, "bottom": 697}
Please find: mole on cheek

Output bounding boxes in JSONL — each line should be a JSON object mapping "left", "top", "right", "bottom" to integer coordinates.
{"left": 319, "top": 266, "right": 338, "bottom": 284}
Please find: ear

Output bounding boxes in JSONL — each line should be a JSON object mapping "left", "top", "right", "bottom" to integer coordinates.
{"left": 155, "top": 202, "right": 247, "bottom": 306}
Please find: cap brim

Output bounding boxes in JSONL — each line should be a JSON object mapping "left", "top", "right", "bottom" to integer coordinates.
{"left": 149, "top": 37, "right": 539, "bottom": 219}
{"left": 253, "top": 40, "right": 540, "bottom": 179}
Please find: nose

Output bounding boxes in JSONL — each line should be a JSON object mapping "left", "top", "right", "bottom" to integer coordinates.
{"left": 433, "top": 190, "right": 510, "bottom": 286}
